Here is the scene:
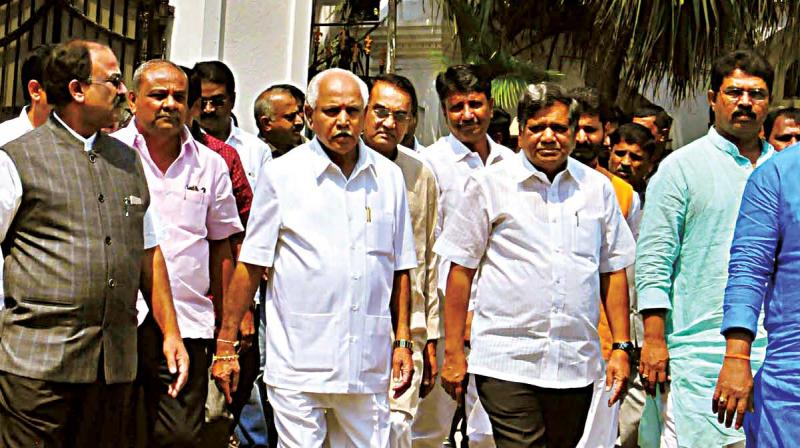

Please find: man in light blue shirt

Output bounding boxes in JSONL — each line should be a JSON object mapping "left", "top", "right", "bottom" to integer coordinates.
{"left": 715, "top": 141, "right": 800, "bottom": 447}
{"left": 635, "top": 49, "right": 774, "bottom": 448}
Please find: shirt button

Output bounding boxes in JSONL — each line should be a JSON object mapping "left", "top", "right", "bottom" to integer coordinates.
{"left": 352, "top": 273, "right": 361, "bottom": 280}
{"left": 107, "top": 279, "right": 116, "bottom": 288}
{"left": 351, "top": 304, "right": 359, "bottom": 311}
{"left": 88, "top": 153, "right": 96, "bottom": 163}
{"left": 98, "top": 194, "right": 105, "bottom": 203}
{"left": 104, "top": 236, "right": 112, "bottom": 246}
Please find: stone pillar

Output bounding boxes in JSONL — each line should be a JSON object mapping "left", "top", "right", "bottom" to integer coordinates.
{"left": 168, "top": 0, "right": 312, "bottom": 134}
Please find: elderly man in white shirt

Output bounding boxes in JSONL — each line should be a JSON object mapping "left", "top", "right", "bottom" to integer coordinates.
{"left": 413, "top": 64, "right": 515, "bottom": 448}
{"left": 211, "top": 68, "right": 417, "bottom": 447}
{"left": 435, "top": 82, "right": 635, "bottom": 447}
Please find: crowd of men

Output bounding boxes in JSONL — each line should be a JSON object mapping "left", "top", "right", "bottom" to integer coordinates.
{"left": 0, "top": 38, "right": 797, "bottom": 448}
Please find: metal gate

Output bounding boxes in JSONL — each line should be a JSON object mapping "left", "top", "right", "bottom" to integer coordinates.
{"left": 0, "top": 0, "right": 174, "bottom": 121}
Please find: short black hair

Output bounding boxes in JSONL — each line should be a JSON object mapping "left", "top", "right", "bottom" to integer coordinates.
{"left": 435, "top": 64, "right": 492, "bottom": 103}
{"left": 569, "top": 86, "right": 609, "bottom": 124}
{"left": 764, "top": 107, "right": 800, "bottom": 139}
{"left": 179, "top": 65, "right": 201, "bottom": 108}
{"left": 43, "top": 40, "right": 93, "bottom": 107}
{"left": 370, "top": 73, "right": 419, "bottom": 117}
{"left": 610, "top": 122, "right": 657, "bottom": 157}
{"left": 633, "top": 104, "right": 673, "bottom": 131}
{"left": 710, "top": 49, "right": 773, "bottom": 93}
{"left": 489, "top": 108, "right": 511, "bottom": 142}
{"left": 21, "top": 44, "right": 53, "bottom": 103}
{"left": 517, "top": 82, "right": 580, "bottom": 130}
{"left": 192, "top": 60, "right": 236, "bottom": 96}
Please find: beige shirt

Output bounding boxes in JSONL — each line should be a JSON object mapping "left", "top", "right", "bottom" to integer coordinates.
{"left": 395, "top": 145, "right": 440, "bottom": 342}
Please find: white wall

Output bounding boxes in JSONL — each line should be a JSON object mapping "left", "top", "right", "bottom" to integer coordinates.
{"left": 168, "top": 0, "right": 312, "bottom": 134}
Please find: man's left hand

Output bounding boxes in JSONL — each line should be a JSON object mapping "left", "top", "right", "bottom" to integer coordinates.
{"left": 163, "top": 334, "right": 190, "bottom": 398}
{"left": 606, "top": 349, "right": 630, "bottom": 406}
{"left": 713, "top": 357, "right": 753, "bottom": 430}
{"left": 420, "top": 340, "right": 438, "bottom": 398}
{"left": 391, "top": 347, "right": 414, "bottom": 399}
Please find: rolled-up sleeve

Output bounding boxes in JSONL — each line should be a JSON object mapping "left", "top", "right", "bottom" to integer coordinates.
{"left": 636, "top": 163, "right": 687, "bottom": 312}
{"left": 599, "top": 180, "right": 636, "bottom": 273}
{"left": 206, "top": 158, "right": 244, "bottom": 241}
{"left": 238, "top": 167, "right": 281, "bottom": 268}
{"left": 721, "top": 163, "right": 779, "bottom": 337}
{"left": 433, "top": 175, "right": 490, "bottom": 270}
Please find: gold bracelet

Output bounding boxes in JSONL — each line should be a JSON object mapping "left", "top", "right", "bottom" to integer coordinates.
{"left": 217, "top": 338, "right": 238, "bottom": 345}
{"left": 212, "top": 353, "right": 239, "bottom": 363}
{"left": 724, "top": 353, "right": 750, "bottom": 361}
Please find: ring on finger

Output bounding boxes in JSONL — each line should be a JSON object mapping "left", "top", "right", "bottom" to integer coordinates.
{"left": 719, "top": 395, "right": 727, "bottom": 404}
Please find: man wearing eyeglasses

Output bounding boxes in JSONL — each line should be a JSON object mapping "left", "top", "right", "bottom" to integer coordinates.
{"left": 635, "top": 49, "right": 773, "bottom": 448}
{"left": 763, "top": 107, "right": 800, "bottom": 152}
{"left": 192, "top": 61, "right": 272, "bottom": 188}
{"left": 362, "top": 74, "right": 440, "bottom": 448}
{"left": 254, "top": 84, "right": 307, "bottom": 159}
{"left": 0, "top": 40, "right": 188, "bottom": 447}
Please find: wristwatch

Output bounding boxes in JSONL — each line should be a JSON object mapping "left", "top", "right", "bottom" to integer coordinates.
{"left": 393, "top": 339, "right": 413, "bottom": 350}
{"left": 612, "top": 341, "right": 635, "bottom": 357}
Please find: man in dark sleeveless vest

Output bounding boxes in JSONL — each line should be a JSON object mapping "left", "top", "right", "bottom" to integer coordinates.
{"left": 0, "top": 39, "right": 188, "bottom": 448}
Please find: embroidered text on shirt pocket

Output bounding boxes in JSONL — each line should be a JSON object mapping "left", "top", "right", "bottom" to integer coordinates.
{"left": 367, "top": 211, "right": 394, "bottom": 256}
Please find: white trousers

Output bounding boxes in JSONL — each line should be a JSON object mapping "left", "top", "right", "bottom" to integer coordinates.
{"left": 657, "top": 389, "right": 744, "bottom": 448}
{"left": 267, "top": 386, "right": 390, "bottom": 448}
{"left": 410, "top": 338, "right": 495, "bottom": 448}
{"left": 576, "top": 377, "right": 620, "bottom": 448}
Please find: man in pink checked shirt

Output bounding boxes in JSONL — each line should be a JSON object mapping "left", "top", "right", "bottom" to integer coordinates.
{"left": 113, "top": 59, "right": 243, "bottom": 447}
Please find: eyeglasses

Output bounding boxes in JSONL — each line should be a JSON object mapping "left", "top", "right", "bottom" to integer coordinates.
{"left": 774, "top": 133, "right": 800, "bottom": 143}
{"left": 85, "top": 73, "right": 124, "bottom": 89}
{"left": 722, "top": 87, "right": 768, "bottom": 102}
{"left": 200, "top": 95, "right": 228, "bottom": 109}
{"left": 371, "top": 105, "right": 410, "bottom": 123}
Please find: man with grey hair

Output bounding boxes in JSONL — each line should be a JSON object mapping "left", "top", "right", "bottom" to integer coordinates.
{"left": 436, "top": 82, "right": 634, "bottom": 446}
{"left": 254, "top": 84, "right": 306, "bottom": 158}
{"left": 113, "top": 59, "right": 243, "bottom": 447}
{"left": 211, "top": 68, "right": 416, "bottom": 446}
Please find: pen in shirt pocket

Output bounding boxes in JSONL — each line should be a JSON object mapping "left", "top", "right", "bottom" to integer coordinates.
{"left": 575, "top": 211, "right": 580, "bottom": 227}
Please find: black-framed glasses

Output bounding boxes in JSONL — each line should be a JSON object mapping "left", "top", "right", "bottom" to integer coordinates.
{"left": 722, "top": 87, "right": 768, "bottom": 102}
{"left": 200, "top": 95, "right": 228, "bottom": 109}
{"left": 371, "top": 105, "right": 411, "bottom": 123}
{"left": 86, "top": 72, "right": 124, "bottom": 89}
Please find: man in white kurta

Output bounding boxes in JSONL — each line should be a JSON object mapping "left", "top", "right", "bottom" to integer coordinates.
{"left": 211, "top": 69, "right": 418, "bottom": 447}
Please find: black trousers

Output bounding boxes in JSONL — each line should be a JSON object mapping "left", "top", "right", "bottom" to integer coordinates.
{"left": 136, "top": 315, "right": 212, "bottom": 448}
{"left": 475, "top": 375, "right": 594, "bottom": 448}
{"left": 0, "top": 370, "right": 133, "bottom": 448}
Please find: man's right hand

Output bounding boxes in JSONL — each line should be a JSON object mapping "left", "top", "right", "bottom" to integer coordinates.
{"left": 639, "top": 337, "right": 670, "bottom": 396}
{"left": 420, "top": 340, "right": 438, "bottom": 398}
{"left": 441, "top": 348, "right": 467, "bottom": 403}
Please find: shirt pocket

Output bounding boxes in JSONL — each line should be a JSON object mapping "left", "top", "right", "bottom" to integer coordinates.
{"left": 179, "top": 189, "right": 207, "bottom": 233}
{"left": 286, "top": 312, "right": 337, "bottom": 372}
{"left": 367, "top": 211, "right": 394, "bottom": 256}
{"left": 572, "top": 211, "right": 603, "bottom": 262}
{"left": 362, "top": 314, "right": 392, "bottom": 375}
